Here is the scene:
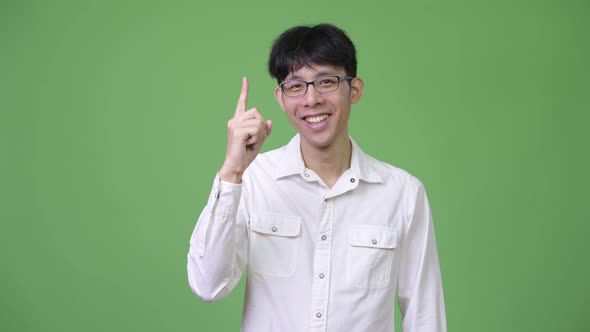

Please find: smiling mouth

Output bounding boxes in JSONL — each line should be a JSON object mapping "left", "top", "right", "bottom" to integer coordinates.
{"left": 304, "top": 114, "right": 330, "bottom": 124}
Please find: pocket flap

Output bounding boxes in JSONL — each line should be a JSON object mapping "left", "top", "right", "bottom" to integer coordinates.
{"left": 349, "top": 226, "right": 398, "bottom": 249}
{"left": 251, "top": 213, "right": 302, "bottom": 237}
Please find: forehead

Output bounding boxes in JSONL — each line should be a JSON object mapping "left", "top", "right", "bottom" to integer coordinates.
{"left": 285, "top": 64, "right": 345, "bottom": 80}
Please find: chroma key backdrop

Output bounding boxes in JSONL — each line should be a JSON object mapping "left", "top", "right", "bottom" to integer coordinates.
{"left": 2, "top": 0, "right": 589, "bottom": 331}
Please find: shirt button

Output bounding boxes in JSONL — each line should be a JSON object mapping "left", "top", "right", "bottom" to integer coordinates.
{"left": 321, "top": 235, "right": 327, "bottom": 241}
{"left": 316, "top": 312, "right": 322, "bottom": 318}
{"left": 272, "top": 226, "right": 278, "bottom": 232}
{"left": 372, "top": 239, "right": 377, "bottom": 245}
{"left": 319, "top": 273, "right": 325, "bottom": 279}
{"left": 350, "top": 178, "right": 355, "bottom": 183}
{"left": 304, "top": 173, "right": 310, "bottom": 177}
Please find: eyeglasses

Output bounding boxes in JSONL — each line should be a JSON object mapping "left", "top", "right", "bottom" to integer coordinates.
{"left": 279, "top": 75, "right": 354, "bottom": 97}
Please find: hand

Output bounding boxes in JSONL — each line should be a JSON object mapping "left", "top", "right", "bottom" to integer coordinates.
{"left": 219, "top": 77, "right": 272, "bottom": 183}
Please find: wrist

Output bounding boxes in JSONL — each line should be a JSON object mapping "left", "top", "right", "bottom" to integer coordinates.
{"left": 219, "top": 165, "right": 244, "bottom": 184}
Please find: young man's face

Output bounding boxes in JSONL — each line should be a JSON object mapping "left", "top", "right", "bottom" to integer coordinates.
{"left": 274, "top": 64, "right": 364, "bottom": 152}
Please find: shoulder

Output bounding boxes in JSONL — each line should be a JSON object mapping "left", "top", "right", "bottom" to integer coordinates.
{"left": 251, "top": 144, "right": 287, "bottom": 169}
{"left": 366, "top": 156, "right": 431, "bottom": 222}
{"left": 241, "top": 143, "right": 290, "bottom": 182}
{"left": 359, "top": 154, "right": 428, "bottom": 213}
{"left": 351, "top": 137, "right": 423, "bottom": 191}
{"left": 364, "top": 152, "right": 423, "bottom": 189}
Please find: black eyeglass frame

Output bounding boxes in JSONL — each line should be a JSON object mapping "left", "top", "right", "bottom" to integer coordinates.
{"left": 279, "top": 75, "right": 355, "bottom": 97}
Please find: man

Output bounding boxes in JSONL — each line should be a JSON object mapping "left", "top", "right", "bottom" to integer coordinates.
{"left": 187, "top": 24, "right": 446, "bottom": 332}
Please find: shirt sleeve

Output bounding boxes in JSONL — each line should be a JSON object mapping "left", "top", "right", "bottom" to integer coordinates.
{"left": 397, "top": 176, "right": 447, "bottom": 332}
{"left": 187, "top": 173, "right": 249, "bottom": 302}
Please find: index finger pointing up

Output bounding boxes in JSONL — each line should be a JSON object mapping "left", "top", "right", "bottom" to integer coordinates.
{"left": 235, "top": 76, "right": 249, "bottom": 115}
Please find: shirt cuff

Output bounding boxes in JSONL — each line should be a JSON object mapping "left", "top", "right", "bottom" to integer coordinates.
{"left": 208, "top": 173, "right": 242, "bottom": 216}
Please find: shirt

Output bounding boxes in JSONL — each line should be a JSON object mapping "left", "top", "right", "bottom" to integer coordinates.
{"left": 187, "top": 134, "right": 447, "bottom": 332}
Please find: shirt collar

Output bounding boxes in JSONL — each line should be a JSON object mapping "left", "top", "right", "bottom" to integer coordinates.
{"left": 272, "top": 134, "right": 384, "bottom": 184}
{"left": 272, "top": 135, "right": 306, "bottom": 180}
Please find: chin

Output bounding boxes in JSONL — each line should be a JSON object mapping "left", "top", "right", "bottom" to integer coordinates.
{"left": 301, "top": 133, "right": 335, "bottom": 150}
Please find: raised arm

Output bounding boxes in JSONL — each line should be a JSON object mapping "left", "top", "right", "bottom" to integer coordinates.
{"left": 187, "top": 77, "right": 272, "bottom": 302}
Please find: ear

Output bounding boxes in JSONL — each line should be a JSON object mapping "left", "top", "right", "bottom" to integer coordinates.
{"left": 274, "top": 86, "right": 286, "bottom": 112}
{"left": 350, "top": 77, "right": 364, "bottom": 104}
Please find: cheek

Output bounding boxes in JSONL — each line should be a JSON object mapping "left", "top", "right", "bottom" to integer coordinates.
{"left": 284, "top": 109, "right": 298, "bottom": 123}
{"left": 283, "top": 104, "right": 299, "bottom": 118}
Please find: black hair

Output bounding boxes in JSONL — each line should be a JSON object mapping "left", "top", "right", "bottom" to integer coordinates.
{"left": 268, "top": 23, "right": 357, "bottom": 84}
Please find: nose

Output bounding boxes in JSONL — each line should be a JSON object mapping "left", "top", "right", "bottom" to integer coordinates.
{"left": 303, "top": 83, "right": 323, "bottom": 107}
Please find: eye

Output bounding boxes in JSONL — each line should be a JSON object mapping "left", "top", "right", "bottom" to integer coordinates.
{"left": 318, "top": 78, "right": 337, "bottom": 86}
{"left": 284, "top": 82, "right": 303, "bottom": 91}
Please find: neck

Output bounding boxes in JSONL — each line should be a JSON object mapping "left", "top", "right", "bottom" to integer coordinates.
{"left": 300, "top": 135, "right": 352, "bottom": 188}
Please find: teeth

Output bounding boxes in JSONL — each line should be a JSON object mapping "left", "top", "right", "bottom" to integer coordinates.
{"left": 305, "top": 114, "right": 329, "bottom": 123}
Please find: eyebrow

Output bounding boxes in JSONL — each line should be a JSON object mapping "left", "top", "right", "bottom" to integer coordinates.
{"left": 286, "top": 71, "right": 340, "bottom": 81}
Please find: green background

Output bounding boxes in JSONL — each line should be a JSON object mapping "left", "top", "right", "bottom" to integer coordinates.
{"left": 2, "top": 0, "right": 589, "bottom": 331}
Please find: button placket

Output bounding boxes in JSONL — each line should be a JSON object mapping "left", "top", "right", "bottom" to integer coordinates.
{"left": 309, "top": 197, "right": 334, "bottom": 330}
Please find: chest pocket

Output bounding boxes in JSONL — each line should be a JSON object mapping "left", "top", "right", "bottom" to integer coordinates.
{"left": 249, "top": 212, "right": 302, "bottom": 277}
{"left": 348, "top": 225, "right": 398, "bottom": 289}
